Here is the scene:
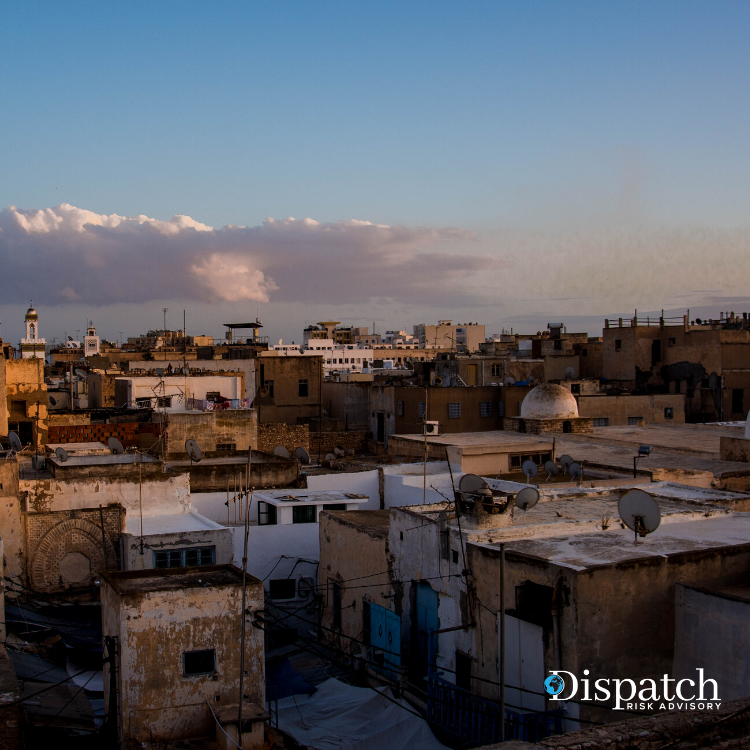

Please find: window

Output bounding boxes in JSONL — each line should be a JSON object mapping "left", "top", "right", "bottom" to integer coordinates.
{"left": 418, "top": 402, "right": 426, "bottom": 418}
{"left": 157, "top": 396, "right": 172, "bottom": 408}
{"left": 593, "top": 418, "right": 609, "bottom": 427}
{"left": 452, "top": 549, "right": 459, "bottom": 564}
{"left": 265, "top": 380, "right": 274, "bottom": 398}
{"left": 183, "top": 649, "right": 216, "bottom": 676}
{"left": 293, "top": 505, "right": 317, "bottom": 524}
{"left": 479, "top": 401, "right": 492, "bottom": 417}
{"left": 498, "top": 402, "right": 505, "bottom": 417}
{"left": 298, "top": 379, "right": 309, "bottom": 398}
{"left": 664, "top": 407, "right": 674, "bottom": 420}
{"left": 628, "top": 416, "right": 643, "bottom": 425}
{"left": 570, "top": 384, "right": 581, "bottom": 394}
{"left": 553, "top": 339, "right": 562, "bottom": 351}
{"left": 448, "top": 403, "right": 462, "bottom": 419}
{"left": 733, "top": 389, "right": 744, "bottom": 415}
{"left": 322, "top": 503, "right": 347, "bottom": 511}
{"left": 397, "top": 401, "right": 404, "bottom": 417}
{"left": 651, "top": 340, "right": 662, "bottom": 366}
{"left": 269, "top": 579, "right": 297, "bottom": 600}
{"left": 258, "top": 502, "right": 277, "bottom": 526}
{"left": 206, "top": 391, "right": 220, "bottom": 401}
{"left": 216, "top": 443, "right": 236, "bottom": 451}
{"left": 456, "top": 652, "right": 472, "bottom": 692}
{"left": 491, "top": 364, "right": 502, "bottom": 377}
{"left": 615, "top": 339, "right": 622, "bottom": 352}
{"left": 135, "top": 397, "right": 152, "bottom": 409}
{"left": 582, "top": 348, "right": 588, "bottom": 357}
{"left": 154, "top": 546, "right": 215, "bottom": 569}
{"left": 669, "top": 337, "right": 676, "bottom": 346}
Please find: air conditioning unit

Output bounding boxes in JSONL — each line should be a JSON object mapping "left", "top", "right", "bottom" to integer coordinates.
{"left": 424, "top": 421, "right": 439, "bottom": 436}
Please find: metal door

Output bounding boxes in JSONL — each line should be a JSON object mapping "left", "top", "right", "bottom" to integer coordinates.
{"left": 502, "top": 614, "right": 545, "bottom": 711}
{"left": 416, "top": 581, "right": 438, "bottom": 677}
{"left": 370, "top": 602, "right": 400, "bottom": 675}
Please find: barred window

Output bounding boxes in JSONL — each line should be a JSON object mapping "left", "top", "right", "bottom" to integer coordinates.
{"left": 479, "top": 401, "right": 492, "bottom": 417}
{"left": 593, "top": 418, "right": 609, "bottom": 427}
{"left": 448, "top": 403, "right": 462, "bottom": 419}
{"left": 418, "top": 402, "right": 426, "bottom": 418}
{"left": 154, "top": 546, "right": 215, "bottom": 569}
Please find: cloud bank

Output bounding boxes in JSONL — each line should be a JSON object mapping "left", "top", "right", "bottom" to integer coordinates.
{"left": 0, "top": 204, "right": 486, "bottom": 306}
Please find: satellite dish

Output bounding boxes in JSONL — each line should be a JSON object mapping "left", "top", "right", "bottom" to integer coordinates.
{"left": 521, "top": 460, "right": 538, "bottom": 483}
{"left": 515, "top": 486, "right": 540, "bottom": 511}
{"left": 55, "top": 447, "right": 69, "bottom": 463}
{"left": 49, "top": 396, "right": 57, "bottom": 406}
{"left": 618, "top": 489, "right": 661, "bottom": 542}
{"left": 333, "top": 446, "right": 345, "bottom": 458}
{"left": 182, "top": 366, "right": 190, "bottom": 375}
{"left": 108, "top": 437, "right": 125, "bottom": 455}
{"left": 504, "top": 376, "right": 516, "bottom": 386}
{"left": 544, "top": 461, "right": 560, "bottom": 481}
{"left": 528, "top": 375, "right": 536, "bottom": 384}
{"left": 295, "top": 447, "right": 311, "bottom": 464}
{"left": 434, "top": 376, "right": 443, "bottom": 386}
{"left": 155, "top": 368, "right": 164, "bottom": 377}
{"left": 273, "top": 445, "right": 290, "bottom": 458}
{"left": 325, "top": 453, "right": 336, "bottom": 461}
{"left": 8, "top": 432, "right": 22, "bottom": 452}
{"left": 75, "top": 369, "right": 88, "bottom": 380}
{"left": 569, "top": 462, "right": 582, "bottom": 479}
{"left": 458, "top": 474, "right": 490, "bottom": 494}
{"left": 564, "top": 367, "right": 576, "bottom": 380}
{"left": 185, "top": 439, "right": 203, "bottom": 463}
{"left": 559, "top": 454, "right": 574, "bottom": 474}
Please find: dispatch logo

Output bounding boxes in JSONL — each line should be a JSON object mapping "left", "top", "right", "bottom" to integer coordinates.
{"left": 545, "top": 669, "right": 722, "bottom": 711}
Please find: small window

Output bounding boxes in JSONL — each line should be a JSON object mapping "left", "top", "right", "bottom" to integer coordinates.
{"left": 184, "top": 547, "right": 215, "bottom": 567}
{"left": 615, "top": 340, "right": 622, "bottom": 352}
{"left": 593, "top": 417, "right": 609, "bottom": 427}
{"left": 510, "top": 455, "right": 522, "bottom": 469}
{"left": 397, "top": 401, "right": 404, "bottom": 417}
{"left": 570, "top": 384, "right": 580, "bottom": 394}
{"left": 154, "top": 546, "right": 215, "bottom": 568}
{"left": 669, "top": 337, "right": 676, "bottom": 346}
{"left": 491, "top": 364, "right": 502, "bottom": 377}
{"left": 258, "top": 502, "right": 278, "bottom": 526}
{"left": 628, "top": 416, "right": 642, "bottom": 426}
{"left": 298, "top": 379, "right": 309, "bottom": 398}
{"left": 154, "top": 549, "right": 182, "bottom": 568}
{"left": 184, "top": 649, "right": 216, "bottom": 676}
{"left": 418, "top": 402, "right": 426, "bottom": 418}
{"left": 664, "top": 407, "right": 674, "bottom": 420}
{"left": 732, "top": 389, "right": 744, "bottom": 415}
{"left": 293, "top": 505, "right": 317, "bottom": 524}
{"left": 479, "top": 401, "right": 492, "bottom": 417}
{"left": 269, "top": 579, "right": 297, "bottom": 600}
{"left": 448, "top": 403, "right": 462, "bottom": 419}
{"left": 265, "top": 381, "right": 274, "bottom": 398}
{"left": 322, "top": 503, "right": 346, "bottom": 511}
{"left": 456, "top": 652, "right": 472, "bottom": 692}
{"left": 452, "top": 549, "right": 459, "bottom": 564}
{"left": 582, "top": 348, "right": 588, "bottom": 357}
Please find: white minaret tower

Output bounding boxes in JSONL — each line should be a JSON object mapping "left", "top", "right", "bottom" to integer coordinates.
{"left": 19, "top": 303, "right": 46, "bottom": 359}
{"left": 84, "top": 320, "right": 101, "bottom": 357}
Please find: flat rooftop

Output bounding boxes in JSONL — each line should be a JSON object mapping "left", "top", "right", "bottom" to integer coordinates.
{"left": 481, "top": 514, "right": 750, "bottom": 571}
{"left": 101, "top": 564, "right": 257, "bottom": 594}
{"left": 47, "top": 453, "right": 158, "bottom": 467}
{"left": 126, "top": 511, "right": 225, "bottom": 536}
{"left": 253, "top": 489, "right": 369, "bottom": 507}
{"left": 391, "top": 431, "right": 554, "bottom": 451}
{"left": 323, "top": 509, "right": 391, "bottom": 536}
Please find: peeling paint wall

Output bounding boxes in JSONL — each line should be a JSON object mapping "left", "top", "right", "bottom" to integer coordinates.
{"left": 122, "top": 526, "right": 234, "bottom": 571}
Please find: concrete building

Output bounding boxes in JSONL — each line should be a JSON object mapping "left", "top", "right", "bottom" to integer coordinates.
{"left": 256, "top": 350, "right": 323, "bottom": 424}
{"left": 114, "top": 374, "right": 245, "bottom": 411}
{"left": 414, "top": 321, "right": 485, "bottom": 353}
{"left": 4, "top": 357, "right": 47, "bottom": 447}
{"left": 101, "top": 565, "right": 265, "bottom": 746}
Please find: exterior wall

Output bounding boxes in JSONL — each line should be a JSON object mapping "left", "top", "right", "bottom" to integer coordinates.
{"left": 161, "top": 409, "right": 258, "bottom": 457}
{"left": 101, "top": 568, "right": 264, "bottom": 745}
{"left": 721, "top": 436, "right": 750, "bottom": 462}
{"left": 311, "top": 430, "right": 369, "bottom": 456}
{"left": 322, "top": 382, "right": 371, "bottom": 430}
{"left": 0, "top": 354, "right": 7, "bottom": 438}
{"left": 122, "top": 525, "right": 234, "bottom": 571}
{"left": 577, "top": 393, "right": 686, "bottom": 425}
{"left": 368, "top": 385, "right": 396, "bottom": 444}
{"left": 116, "top": 375, "right": 244, "bottom": 411}
{"left": 503, "top": 416, "right": 594, "bottom": 434}
{"left": 0, "top": 462, "right": 22, "bottom": 582}
{"left": 574, "top": 339, "right": 604, "bottom": 379}
{"left": 48, "top": 420, "right": 162, "bottom": 448}
{"left": 673, "top": 582, "right": 750, "bottom": 701}
{"left": 544, "top": 355, "right": 580, "bottom": 382}
{"left": 88, "top": 370, "right": 119, "bottom": 408}
{"left": 256, "top": 353, "right": 323, "bottom": 424}
{"left": 257, "top": 422, "right": 309, "bottom": 454}
{"left": 394, "top": 386, "right": 503, "bottom": 434}
{"left": 5, "top": 358, "right": 47, "bottom": 448}
{"left": 184, "top": 454, "right": 300, "bottom": 492}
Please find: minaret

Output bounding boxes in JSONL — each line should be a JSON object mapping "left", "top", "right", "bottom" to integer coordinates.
{"left": 20, "top": 302, "right": 46, "bottom": 359}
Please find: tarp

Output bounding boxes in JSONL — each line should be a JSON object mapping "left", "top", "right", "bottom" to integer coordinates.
{"left": 266, "top": 657, "right": 315, "bottom": 700}
{"left": 276, "top": 677, "right": 448, "bottom": 750}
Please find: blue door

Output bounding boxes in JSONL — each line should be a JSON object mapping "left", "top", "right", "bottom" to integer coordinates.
{"left": 416, "top": 582, "right": 438, "bottom": 677}
{"left": 370, "top": 602, "right": 400, "bottom": 676}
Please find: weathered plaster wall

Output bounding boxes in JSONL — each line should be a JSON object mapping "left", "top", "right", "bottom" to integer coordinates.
{"left": 162, "top": 409, "right": 258, "bottom": 457}
{"left": 0, "top": 354, "right": 7, "bottom": 438}
{"left": 0, "top": 462, "right": 23, "bottom": 581}
{"left": 5, "top": 358, "right": 47, "bottom": 448}
{"left": 578, "top": 393, "right": 685, "bottom": 425}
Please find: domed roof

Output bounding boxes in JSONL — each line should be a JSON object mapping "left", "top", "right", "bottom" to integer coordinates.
{"left": 520, "top": 384, "right": 579, "bottom": 419}
{"left": 25, "top": 307, "right": 38, "bottom": 320}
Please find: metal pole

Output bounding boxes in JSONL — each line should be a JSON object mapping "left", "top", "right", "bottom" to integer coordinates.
{"left": 499, "top": 543, "right": 505, "bottom": 742}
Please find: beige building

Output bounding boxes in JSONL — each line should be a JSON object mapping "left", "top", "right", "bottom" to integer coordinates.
{"left": 413, "top": 321, "right": 485, "bottom": 353}
{"left": 101, "top": 565, "right": 265, "bottom": 746}
{"left": 5, "top": 357, "right": 47, "bottom": 448}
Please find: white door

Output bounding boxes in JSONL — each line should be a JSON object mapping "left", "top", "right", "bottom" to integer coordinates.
{"left": 500, "top": 614, "right": 545, "bottom": 712}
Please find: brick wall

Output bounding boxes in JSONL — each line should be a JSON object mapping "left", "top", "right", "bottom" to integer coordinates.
{"left": 258, "top": 423, "right": 309, "bottom": 454}
{"left": 310, "top": 430, "right": 369, "bottom": 455}
{"left": 48, "top": 421, "right": 161, "bottom": 447}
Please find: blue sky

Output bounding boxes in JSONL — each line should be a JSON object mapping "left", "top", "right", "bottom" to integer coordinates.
{"left": 2, "top": 1, "right": 750, "bottom": 344}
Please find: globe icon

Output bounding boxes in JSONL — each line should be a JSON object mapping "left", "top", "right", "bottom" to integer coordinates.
{"left": 544, "top": 674, "right": 565, "bottom": 696}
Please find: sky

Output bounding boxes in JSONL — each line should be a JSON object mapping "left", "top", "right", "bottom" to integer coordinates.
{"left": 2, "top": 1, "right": 750, "bottom": 345}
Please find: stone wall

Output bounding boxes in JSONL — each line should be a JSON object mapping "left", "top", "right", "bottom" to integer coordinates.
{"left": 48, "top": 420, "right": 162, "bottom": 448}
{"left": 720, "top": 436, "right": 750, "bottom": 462}
{"left": 258, "top": 423, "right": 309, "bottom": 454}
{"left": 309, "top": 430, "right": 369, "bottom": 455}
{"left": 503, "top": 416, "right": 594, "bottom": 434}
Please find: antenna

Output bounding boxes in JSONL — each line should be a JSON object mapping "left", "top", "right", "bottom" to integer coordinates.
{"left": 55, "top": 447, "right": 69, "bottom": 463}
{"left": 272, "top": 446, "right": 290, "bottom": 458}
{"left": 544, "top": 461, "right": 560, "bottom": 482}
{"left": 295, "top": 447, "right": 311, "bottom": 465}
{"left": 185, "top": 439, "right": 203, "bottom": 466}
{"left": 108, "top": 437, "right": 125, "bottom": 455}
{"left": 618, "top": 489, "right": 661, "bottom": 544}
{"left": 564, "top": 367, "right": 576, "bottom": 380}
{"left": 559, "top": 454, "right": 574, "bottom": 474}
{"left": 515, "top": 486, "right": 540, "bottom": 511}
{"left": 521, "top": 460, "right": 538, "bottom": 484}
{"left": 8, "top": 432, "right": 21, "bottom": 452}
{"left": 569, "top": 462, "right": 582, "bottom": 480}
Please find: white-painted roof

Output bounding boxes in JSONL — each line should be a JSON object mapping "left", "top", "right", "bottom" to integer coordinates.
{"left": 126, "top": 511, "right": 225, "bottom": 536}
{"left": 253, "top": 489, "right": 369, "bottom": 507}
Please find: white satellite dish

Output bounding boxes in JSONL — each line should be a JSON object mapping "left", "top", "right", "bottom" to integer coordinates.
{"left": 325, "top": 453, "right": 336, "bottom": 461}
{"left": 504, "top": 376, "right": 516, "bottom": 386}
{"left": 8, "top": 432, "right": 22, "bottom": 452}
{"left": 515, "top": 486, "right": 540, "bottom": 511}
{"left": 544, "top": 461, "right": 560, "bottom": 481}
{"left": 564, "top": 367, "right": 576, "bottom": 380}
{"left": 185, "top": 439, "right": 203, "bottom": 463}
{"left": 569, "top": 462, "right": 582, "bottom": 480}
{"left": 108, "top": 437, "right": 125, "bottom": 455}
{"left": 333, "top": 446, "right": 345, "bottom": 458}
{"left": 618, "top": 489, "right": 661, "bottom": 543}
{"left": 55, "top": 447, "right": 69, "bottom": 463}
{"left": 521, "top": 460, "right": 538, "bottom": 484}
{"left": 295, "top": 447, "right": 311, "bottom": 465}
{"left": 75, "top": 368, "right": 88, "bottom": 380}
{"left": 559, "top": 454, "right": 574, "bottom": 474}
{"left": 458, "top": 474, "right": 490, "bottom": 494}
{"left": 273, "top": 445, "right": 290, "bottom": 458}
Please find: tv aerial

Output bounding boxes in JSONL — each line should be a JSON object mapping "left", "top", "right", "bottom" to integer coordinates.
{"left": 544, "top": 461, "right": 560, "bottom": 482}
{"left": 515, "top": 486, "right": 540, "bottom": 512}
{"left": 55, "top": 447, "right": 69, "bottom": 463}
{"left": 273, "top": 445, "right": 290, "bottom": 458}
{"left": 618, "top": 488, "right": 661, "bottom": 543}
{"left": 185, "top": 439, "right": 203, "bottom": 465}
{"left": 108, "top": 437, "right": 125, "bottom": 455}
{"left": 569, "top": 462, "right": 582, "bottom": 480}
{"left": 521, "top": 460, "right": 538, "bottom": 484}
{"left": 559, "top": 455, "right": 574, "bottom": 475}
{"left": 295, "top": 447, "right": 311, "bottom": 465}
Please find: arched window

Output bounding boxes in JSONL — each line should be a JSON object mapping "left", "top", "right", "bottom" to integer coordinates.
{"left": 29, "top": 324, "right": 36, "bottom": 339}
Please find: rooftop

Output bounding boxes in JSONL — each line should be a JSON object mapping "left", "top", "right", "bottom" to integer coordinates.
{"left": 253, "top": 489, "right": 369, "bottom": 507}
{"left": 101, "top": 564, "right": 256, "bottom": 594}
{"left": 126, "top": 511, "right": 225, "bottom": 536}
{"left": 322, "top": 509, "right": 391, "bottom": 536}
{"left": 391, "top": 431, "right": 554, "bottom": 451}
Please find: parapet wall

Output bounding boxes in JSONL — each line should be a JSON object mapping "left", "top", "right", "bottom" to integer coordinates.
{"left": 48, "top": 421, "right": 161, "bottom": 448}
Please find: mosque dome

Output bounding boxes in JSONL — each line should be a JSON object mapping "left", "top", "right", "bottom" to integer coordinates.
{"left": 520, "top": 384, "right": 579, "bottom": 419}
{"left": 25, "top": 307, "right": 38, "bottom": 320}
